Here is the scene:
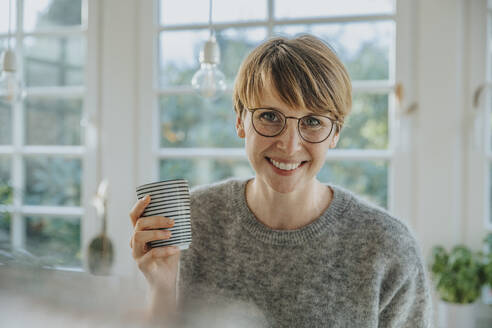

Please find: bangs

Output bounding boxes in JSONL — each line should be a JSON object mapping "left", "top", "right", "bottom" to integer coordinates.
{"left": 233, "top": 35, "right": 351, "bottom": 125}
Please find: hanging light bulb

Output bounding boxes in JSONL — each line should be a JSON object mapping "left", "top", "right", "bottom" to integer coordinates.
{"left": 0, "top": 49, "right": 23, "bottom": 103}
{"left": 191, "top": 35, "right": 226, "bottom": 99}
{"left": 191, "top": 0, "right": 226, "bottom": 100}
{"left": 0, "top": 0, "right": 23, "bottom": 104}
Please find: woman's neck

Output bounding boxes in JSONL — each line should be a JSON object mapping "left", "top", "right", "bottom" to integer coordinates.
{"left": 245, "top": 178, "right": 333, "bottom": 230}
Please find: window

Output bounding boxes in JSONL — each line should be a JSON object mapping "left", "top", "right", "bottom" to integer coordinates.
{"left": 487, "top": 1, "right": 492, "bottom": 229}
{"left": 150, "top": 0, "right": 396, "bottom": 209}
{"left": 0, "top": 0, "right": 87, "bottom": 269}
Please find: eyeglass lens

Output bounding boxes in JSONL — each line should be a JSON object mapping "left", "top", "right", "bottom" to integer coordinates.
{"left": 252, "top": 108, "right": 333, "bottom": 143}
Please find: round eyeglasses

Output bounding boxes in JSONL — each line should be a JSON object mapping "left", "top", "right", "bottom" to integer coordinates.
{"left": 247, "top": 108, "right": 339, "bottom": 144}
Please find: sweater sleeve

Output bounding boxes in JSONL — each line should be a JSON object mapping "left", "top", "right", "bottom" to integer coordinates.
{"left": 378, "top": 261, "right": 433, "bottom": 328}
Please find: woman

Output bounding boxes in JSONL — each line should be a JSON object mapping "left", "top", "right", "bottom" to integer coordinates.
{"left": 129, "top": 35, "right": 432, "bottom": 327}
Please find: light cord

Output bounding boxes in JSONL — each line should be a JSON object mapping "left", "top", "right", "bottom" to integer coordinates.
{"left": 209, "top": 0, "right": 214, "bottom": 38}
{"left": 7, "top": 0, "right": 12, "bottom": 49}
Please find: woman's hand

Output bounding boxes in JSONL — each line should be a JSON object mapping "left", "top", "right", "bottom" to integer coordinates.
{"left": 129, "top": 195, "right": 181, "bottom": 294}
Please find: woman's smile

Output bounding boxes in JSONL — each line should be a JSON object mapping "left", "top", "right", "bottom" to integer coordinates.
{"left": 265, "top": 156, "right": 309, "bottom": 176}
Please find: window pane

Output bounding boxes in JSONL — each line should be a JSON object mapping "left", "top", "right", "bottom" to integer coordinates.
{"left": 158, "top": 28, "right": 266, "bottom": 87}
{"left": 0, "top": 99, "right": 12, "bottom": 145}
{"left": 489, "top": 163, "right": 492, "bottom": 224}
{"left": 160, "top": 93, "right": 243, "bottom": 148}
{"left": 160, "top": 158, "right": 253, "bottom": 187}
{"left": 24, "top": 156, "right": 81, "bottom": 206}
{"left": 490, "top": 163, "right": 492, "bottom": 225}
{"left": 275, "top": 0, "right": 394, "bottom": 19}
{"left": 0, "top": 0, "right": 17, "bottom": 33}
{"left": 318, "top": 160, "right": 388, "bottom": 208}
{"left": 0, "top": 212, "right": 10, "bottom": 245}
{"left": 25, "top": 97, "right": 83, "bottom": 145}
{"left": 274, "top": 21, "right": 394, "bottom": 81}
{"left": 25, "top": 216, "right": 81, "bottom": 267}
{"left": 218, "top": 28, "right": 267, "bottom": 84}
{"left": 337, "top": 93, "right": 388, "bottom": 149}
{"left": 0, "top": 156, "right": 12, "bottom": 202}
{"left": 23, "top": 0, "right": 82, "bottom": 31}
{"left": 160, "top": 0, "right": 267, "bottom": 25}
{"left": 0, "top": 156, "right": 12, "bottom": 245}
{"left": 490, "top": 91, "right": 492, "bottom": 152}
{"left": 24, "top": 36, "right": 85, "bottom": 87}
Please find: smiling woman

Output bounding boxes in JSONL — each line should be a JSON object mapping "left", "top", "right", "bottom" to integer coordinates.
{"left": 129, "top": 34, "right": 433, "bottom": 327}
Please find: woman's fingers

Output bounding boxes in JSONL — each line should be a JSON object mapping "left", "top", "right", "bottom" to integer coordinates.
{"left": 129, "top": 195, "right": 151, "bottom": 227}
{"left": 131, "top": 229, "right": 172, "bottom": 258}
{"left": 135, "top": 216, "right": 175, "bottom": 231}
{"left": 130, "top": 216, "right": 174, "bottom": 248}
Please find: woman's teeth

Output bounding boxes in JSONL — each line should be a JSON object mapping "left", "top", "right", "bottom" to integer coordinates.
{"left": 269, "top": 158, "right": 302, "bottom": 171}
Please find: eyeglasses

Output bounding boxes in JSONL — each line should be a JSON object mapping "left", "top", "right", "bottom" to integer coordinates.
{"left": 247, "top": 108, "right": 339, "bottom": 144}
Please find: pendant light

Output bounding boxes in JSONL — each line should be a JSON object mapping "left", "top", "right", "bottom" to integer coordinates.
{"left": 191, "top": 0, "right": 226, "bottom": 100}
{"left": 0, "top": 0, "right": 23, "bottom": 103}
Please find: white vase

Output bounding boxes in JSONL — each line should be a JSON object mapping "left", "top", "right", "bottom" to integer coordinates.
{"left": 437, "top": 301, "right": 476, "bottom": 328}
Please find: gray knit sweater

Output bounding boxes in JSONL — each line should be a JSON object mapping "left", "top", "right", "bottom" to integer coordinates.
{"left": 177, "top": 178, "right": 433, "bottom": 327}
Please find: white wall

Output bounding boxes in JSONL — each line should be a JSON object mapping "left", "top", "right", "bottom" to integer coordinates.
{"left": 414, "top": 0, "right": 466, "bottom": 257}
{"left": 98, "top": 0, "right": 140, "bottom": 276}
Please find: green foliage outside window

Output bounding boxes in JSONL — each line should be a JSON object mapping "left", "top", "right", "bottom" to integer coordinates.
{"left": 159, "top": 29, "right": 390, "bottom": 207}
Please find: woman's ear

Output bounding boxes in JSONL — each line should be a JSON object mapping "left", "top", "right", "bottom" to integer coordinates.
{"left": 329, "top": 132, "right": 339, "bottom": 148}
{"left": 236, "top": 112, "right": 245, "bottom": 139}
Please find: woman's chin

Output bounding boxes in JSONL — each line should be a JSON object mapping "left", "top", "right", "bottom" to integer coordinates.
{"left": 265, "top": 178, "right": 300, "bottom": 194}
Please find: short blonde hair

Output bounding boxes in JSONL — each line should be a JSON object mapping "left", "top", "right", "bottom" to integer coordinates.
{"left": 233, "top": 34, "right": 352, "bottom": 132}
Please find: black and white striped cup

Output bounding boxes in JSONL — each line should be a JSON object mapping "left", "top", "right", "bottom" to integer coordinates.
{"left": 136, "top": 179, "right": 192, "bottom": 250}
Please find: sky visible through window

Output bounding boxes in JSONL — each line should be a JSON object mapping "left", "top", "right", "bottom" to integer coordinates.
{"left": 157, "top": 0, "right": 394, "bottom": 72}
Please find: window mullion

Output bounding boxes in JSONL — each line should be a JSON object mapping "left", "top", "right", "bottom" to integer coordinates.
{"left": 11, "top": 0, "right": 25, "bottom": 250}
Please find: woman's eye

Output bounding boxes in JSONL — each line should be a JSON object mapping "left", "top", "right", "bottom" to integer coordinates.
{"left": 302, "top": 116, "right": 321, "bottom": 127}
{"left": 260, "top": 111, "right": 280, "bottom": 122}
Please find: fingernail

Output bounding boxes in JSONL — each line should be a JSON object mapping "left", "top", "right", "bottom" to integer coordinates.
{"left": 144, "top": 195, "right": 150, "bottom": 201}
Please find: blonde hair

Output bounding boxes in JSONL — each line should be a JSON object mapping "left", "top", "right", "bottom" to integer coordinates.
{"left": 233, "top": 34, "right": 352, "bottom": 132}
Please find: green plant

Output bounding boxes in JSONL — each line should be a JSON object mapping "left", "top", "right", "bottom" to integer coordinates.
{"left": 481, "top": 233, "right": 492, "bottom": 289}
{"left": 430, "top": 244, "right": 484, "bottom": 304}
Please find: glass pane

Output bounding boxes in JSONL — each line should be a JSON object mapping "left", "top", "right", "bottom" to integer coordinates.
{"left": 24, "top": 156, "right": 81, "bottom": 206}
{"left": 0, "top": 211, "right": 10, "bottom": 245}
{"left": 160, "top": 0, "right": 267, "bottom": 25}
{"left": 0, "top": 98, "right": 12, "bottom": 145}
{"left": 23, "top": 0, "right": 82, "bottom": 31}
{"left": 0, "top": 0, "right": 17, "bottom": 33}
{"left": 0, "top": 156, "right": 12, "bottom": 204}
{"left": 25, "top": 216, "right": 81, "bottom": 267}
{"left": 0, "top": 156, "right": 12, "bottom": 246}
{"left": 158, "top": 28, "right": 266, "bottom": 87}
{"left": 274, "top": 21, "right": 394, "bottom": 81}
{"left": 24, "top": 36, "right": 85, "bottom": 87}
{"left": 490, "top": 90, "right": 492, "bottom": 152}
{"left": 490, "top": 163, "right": 492, "bottom": 225}
{"left": 25, "top": 97, "right": 83, "bottom": 145}
{"left": 337, "top": 93, "right": 388, "bottom": 149}
{"left": 160, "top": 158, "right": 254, "bottom": 187}
{"left": 218, "top": 28, "right": 267, "bottom": 85}
{"left": 318, "top": 160, "right": 388, "bottom": 208}
{"left": 160, "top": 93, "right": 243, "bottom": 148}
{"left": 275, "top": 0, "right": 394, "bottom": 19}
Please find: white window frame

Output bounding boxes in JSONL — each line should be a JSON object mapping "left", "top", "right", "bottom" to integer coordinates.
{"left": 138, "top": 0, "right": 414, "bottom": 225}
{"left": 465, "top": 0, "right": 491, "bottom": 254}
{"left": 0, "top": 0, "right": 99, "bottom": 271}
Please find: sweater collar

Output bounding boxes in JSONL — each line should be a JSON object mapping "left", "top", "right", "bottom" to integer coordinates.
{"left": 232, "top": 177, "right": 353, "bottom": 246}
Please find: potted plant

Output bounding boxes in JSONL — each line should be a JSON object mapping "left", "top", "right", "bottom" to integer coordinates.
{"left": 430, "top": 243, "right": 485, "bottom": 328}
{"left": 480, "top": 233, "right": 492, "bottom": 305}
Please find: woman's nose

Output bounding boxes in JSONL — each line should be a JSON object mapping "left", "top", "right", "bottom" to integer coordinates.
{"left": 276, "top": 119, "right": 303, "bottom": 154}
